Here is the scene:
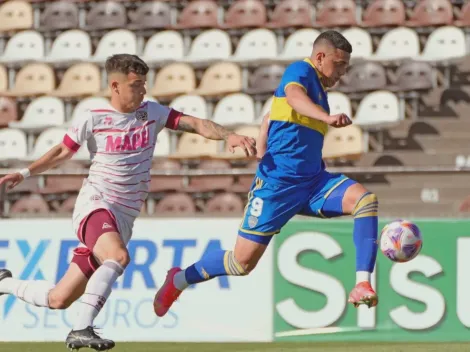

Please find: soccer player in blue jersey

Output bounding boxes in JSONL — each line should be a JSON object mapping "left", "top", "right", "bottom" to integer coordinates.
{"left": 154, "top": 30, "right": 379, "bottom": 315}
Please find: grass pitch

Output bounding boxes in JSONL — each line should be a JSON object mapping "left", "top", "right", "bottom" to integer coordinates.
{"left": 0, "top": 343, "right": 468, "bottom": 352}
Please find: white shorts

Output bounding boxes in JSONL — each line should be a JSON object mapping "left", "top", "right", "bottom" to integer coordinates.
{"left": 72, "top": 181, "right": 136, "bottom": 246}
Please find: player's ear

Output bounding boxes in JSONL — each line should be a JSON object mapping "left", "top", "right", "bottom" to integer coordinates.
{"left": 110, "top": 80, "right": 119, "bottom": 94}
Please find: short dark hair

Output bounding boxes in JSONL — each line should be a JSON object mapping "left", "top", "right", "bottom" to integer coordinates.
{"left": 105, "top": 54, "right": 149, "bottom": 76}
{"left": 314, "top": 30, "right": 352, "bottom": 54}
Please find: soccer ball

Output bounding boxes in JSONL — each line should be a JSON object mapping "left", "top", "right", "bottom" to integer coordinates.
{"left": 379, "top": 220, "right": 422, "bottom": 263}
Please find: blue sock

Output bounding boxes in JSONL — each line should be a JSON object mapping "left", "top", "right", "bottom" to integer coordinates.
{"left": 352, "top": 192, "right": 379, "bottom": 272}
{"left": 184, "top": 250, "right": 247, "bottom": 285}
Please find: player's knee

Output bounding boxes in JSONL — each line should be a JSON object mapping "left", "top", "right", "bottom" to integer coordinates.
{"left": 48, "top": 289, "right": 76, "bottom": 310}
{"left": 106, "top": 248, "right": 130, "bottom": 269}
{"left": 233, "top": 254, "right": 259, "bottom": 275}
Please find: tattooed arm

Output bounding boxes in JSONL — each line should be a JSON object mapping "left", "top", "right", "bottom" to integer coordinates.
{"left": 176, "top": 115, "right": 257, "bottom": 156}
{"left": 176, "top": 115, "right": 232, "bottom": 140}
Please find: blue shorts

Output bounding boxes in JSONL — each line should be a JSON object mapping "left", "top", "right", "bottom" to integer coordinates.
{"left": 238, "top": 172, "right": 357, "bottom": 245}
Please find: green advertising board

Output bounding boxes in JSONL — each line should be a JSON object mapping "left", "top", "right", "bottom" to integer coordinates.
{"left": 274, "top": 219, "right": 470, "bottom": 342}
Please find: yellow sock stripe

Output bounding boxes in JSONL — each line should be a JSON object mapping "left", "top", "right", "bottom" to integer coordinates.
{"left": 223, "top": 251, "right": 230, "bottom": 275}
{"left": 226, "top": 251, "right": 247, "bottom": 276}
{"left": 352, "top": 192, "right": 378, "bottom": 218}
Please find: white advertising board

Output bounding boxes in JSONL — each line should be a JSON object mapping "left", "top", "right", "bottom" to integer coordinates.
{"left": 0, "top": 218, "right": 273, "bottom": 342}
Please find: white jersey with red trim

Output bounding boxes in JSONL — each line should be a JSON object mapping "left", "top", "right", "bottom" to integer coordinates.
{"left": 64, "top": 101, "right": 181, "bottom": 220}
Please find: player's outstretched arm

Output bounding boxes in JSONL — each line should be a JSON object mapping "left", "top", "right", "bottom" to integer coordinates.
{"left": 0, "top": 143, "right": 74, "bottom": 190}
{"left": 175, "top": 115, "right": 257, "bottom": 157}
{"left": 285, "top": 85, "right": 351, "bottom": 128}
{"left": 256, "top": 112, "right": 270, "bottom": 160}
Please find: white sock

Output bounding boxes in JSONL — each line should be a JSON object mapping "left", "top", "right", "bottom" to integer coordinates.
{"left": 73, "top": 260, "right": 124, "bottom": 331}
{"left": 0, "top": 278, "right": 53, "bottom": 307}
{"left": 173, "top": 271, "right": 189, "bottom": 291}
{"left": 356, "top": 271, "right": 371, "bottom": 284}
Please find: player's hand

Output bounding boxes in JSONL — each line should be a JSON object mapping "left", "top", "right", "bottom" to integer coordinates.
{"left": 227, "top": 134, "right": 257, "bottom": 157}
{"left": 0, "top": 172, "right": 24, "bottom": 191}
{"left": 325, "top": 113, "right": 352, "bottom": 128}
{"left": 459, "top": 196, "right": 470, "bottom": 212}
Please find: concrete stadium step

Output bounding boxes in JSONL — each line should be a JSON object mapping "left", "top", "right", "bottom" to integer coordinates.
{"left": 378, "top": 202, "right": 466, "bottom": 218}
{"left": 368, "top": 185, "right": 467, "bottom": 203}
{"left": 414, "top": 135, "right": 470, "bottom": 153}
{"left": 384, "top": 173, "right": 470, "bottom": 188}
{"left": 355, "top": 152, "right": 466, "bottom": 167}
{"left": 387, "top": 118, "right": 470, "bottom": 138}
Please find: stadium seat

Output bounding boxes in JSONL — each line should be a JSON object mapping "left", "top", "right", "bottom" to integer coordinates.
{"left": 188, "top": 159, "right": 234, "bottom": 192}
{"left": 90, "top": 29, "right": 137, "bottom": 63}
{"left": 69, "top": 97, "right": 111, "bottom": 126}
{"left": 0, "top": 1, "right": 33, "bottom": 32}
{"left": 278, "top": 29, "right": 320, "bottom": 62}
{"left": 245, "top": 64, "right": 284, "bottom": 94}
{"left": 38, "top": 1, "right": 79, "bottom": 31}
{"left": 169, "top": 94, "right": 208, "bottom": 119}
{"left": 341, "top": 28, "right": 373, "bottom": 60}
{"left": 40, "top": 161, "right": 85, "bottom": 194}
{"left": 0, "top": 128, "right": 27, "bottom": 161}
{"left": 254, "top": 96, "right": 273, "bottom": 123}
{"left": 221, "top": 0, "right": 267, "bottom": 29}
{"left": 314, "top": 0, "right": 356, "bottom": 28}
{"left": 150, "top": 63, "right": 196, "bottom": 98}
{"left": 128, "top": 1, "right": 171, "bottom": 30}
{"left": 50, "top": 63, "right": 101, "bottom": 98}
{"left": 266, "top": 0, "right": 314, "bottom": 29}
{"left": 455, "top": 2, "right": 470, "bottom": 27}
{"left": 193, "top": 62, "right": 242, "bottom": 97}
{"left": 172, "top": 132, "right": 219, "bottom": 158}
{"left": 142, "top": 31, "right": 184, "bottom": 64}
{"left": 173, "top": 0, "right": 218, "bottom": 29}
{"left": 0, "top": 30, "right": 44, "bottom": 64}
{"left": 58, "top": 195, "right": 77, "bottom": 214}
{"left": 27, "top": 127, "right": 67, "bottom": 160}
{"left": 10, "top": 195, "right": 49, "bottom": 215}
{"left": 84, "top": 1, "right": 127, "bottom": 31}
{"left": 3, "top": 63, "right": 55, "bottom": 97}
{"left": 9, "top": 96, "right": 64, "bottom": 131}
{"left": 406, "top": 0, "right": 453, "bottom": 27}
{"left": 0, "top": 64, "right": 7, "bottom": 92}
{"left": 184, "top": 29, "right": 232, "bottom": 63}
{"left": 205, "top": 192, "right": 244, "bottom": 214}
{"left": 229, "top": 29, "right": 278, "bottom": 62}
{"left": 212, "top": 93, "right": 255, "bottom": 125}
{"left": 388, "top": 61, "right": 434, "bottom": 92}
{"left": 327, "top": 91, "right": 352, "bottom": 117}
{"left": 0, "top": 97, "right": 17, "bottom": 127}
{"left": 354, "top": 91, "right": 401, "bottom": 127}
{"left": 361, "top": 0, "right": 406, "bottom": 27}
{"left": 154, "top": 193, "right": 196, "bottom": 215}
{"left": 44, "top": 30, "right": 92, "bottom": 63}
{"left": 338, "top": 61, "right": 386, "bottom": 93}
{"left": 370, "top": 27, "right": 420, "bottom": 61}
{"left": 153, "top": 128, "right": 170, "bottom": 157}
{"left": 150, "top": 159, "right": 183, "bottom": 192}
{"left": 323, "top": 125, "right": 364, "bottom": 160}
{"left": 419, "top": 26, "right": 466, "bottom": 62}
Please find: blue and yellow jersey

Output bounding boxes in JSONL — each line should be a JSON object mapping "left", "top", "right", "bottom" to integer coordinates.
{"left": 257, "top": 58, "right": 330, "bottom": 186}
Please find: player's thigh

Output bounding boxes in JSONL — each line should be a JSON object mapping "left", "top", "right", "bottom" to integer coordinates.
{"left": 80, "top": 209, "right": 130, "bottom": 267}
{"left": 238, "top": 177, "right": 306, "bottom": 247}
{"left": 303, "top": 173, "right": 358, "bottom": 218}
{"left": 49, "top": 263, "right": 88, "bottom": 309}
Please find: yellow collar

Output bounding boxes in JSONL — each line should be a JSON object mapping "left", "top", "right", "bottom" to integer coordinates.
{"left": 304, "top": 58, "right": 326, "bottom": 91}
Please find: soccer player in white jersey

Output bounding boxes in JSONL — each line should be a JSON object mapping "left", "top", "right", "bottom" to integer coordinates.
{"left": 0, "top": 54, "right": 256, "bottom": 351}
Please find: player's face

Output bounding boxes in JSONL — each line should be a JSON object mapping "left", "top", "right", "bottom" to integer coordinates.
{"left": 316, "top": 49, "right": 350, "bottom": 88}
{"left": 112, "top": 72, "right": 147, "bottom": 112}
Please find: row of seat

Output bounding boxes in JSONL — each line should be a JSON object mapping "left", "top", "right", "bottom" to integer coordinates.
{"left": 0, "top": 88, "right": 406, "bottom": 131}
{"left": 0, "top": 56, "right": 443, "bottom": 99}
{"left": 0, "top": 26, "right": 467, "bottom": 65}
{"left": 0, "top": 121, "right": 366, "bottom": 161}
{"left": 5, "top": 176, "right": 470, "bottom": 218}
{"left": 1, "top": 0, "right": 470, "bottom": 33}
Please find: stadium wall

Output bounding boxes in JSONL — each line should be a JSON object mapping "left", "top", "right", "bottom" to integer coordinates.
{"left": 0, "top": 218, "right": 469, "bottom": 342}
